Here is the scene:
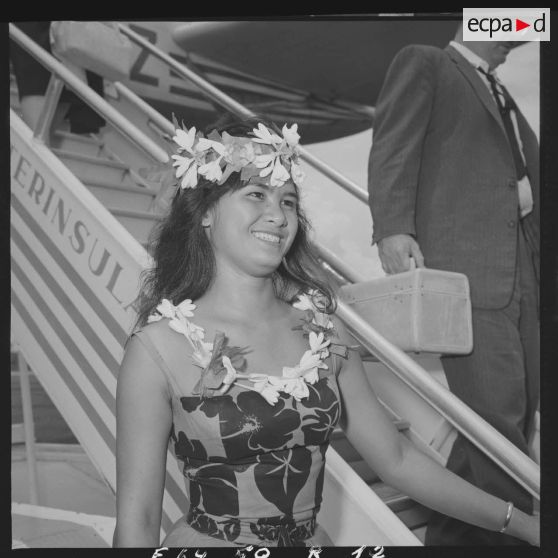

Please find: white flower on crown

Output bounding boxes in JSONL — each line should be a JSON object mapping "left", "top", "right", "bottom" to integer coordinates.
{"left": 171, "top": 128, "right": 225, "bottom": 189}
{"left": 197, "top": 138, "right": 226, "bottom": 183}
{"left": 290, "top": 161, "right": 306, "bottom": 187}
{"left": 223, "top": 135, "right": 256, "bottom": 168}
{"left": 252, "top": 123, "right": 301, "bottom": 188}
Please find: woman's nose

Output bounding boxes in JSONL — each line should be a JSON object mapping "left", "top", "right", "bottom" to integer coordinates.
{"left": 265, "top": 200, "right": 287, "bottom": 226}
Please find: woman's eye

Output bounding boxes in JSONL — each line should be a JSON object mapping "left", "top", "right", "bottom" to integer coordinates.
{"left": 247, "top": 191, "right": 265, "bottom": 200}
{"left": 282, "top": 198, "right": 298, "bottom": 209}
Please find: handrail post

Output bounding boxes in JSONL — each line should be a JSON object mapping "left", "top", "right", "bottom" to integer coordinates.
{"left": 34, "top": 74, "right": 64, "bottom": 145}
{"left": 16, "top": 351, "right": 39, "bottom": 505}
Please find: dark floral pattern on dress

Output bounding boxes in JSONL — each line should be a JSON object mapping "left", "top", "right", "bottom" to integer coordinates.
{"left": 216, "top": 390, "right": 301, "bottom": 460}
{"left": 313, "top": 444, "right": 328, "bottom": 510}
{"left": 187, "top": 507, "right": 241, "bottom": 542}
{"left": 254, "top": 447, "right": 312, "bottom": 516}
{"left": 301, "top": 378, "right": 341, "bottom": 446}
{"left": 249, "top": 513, "right": 316, "bottom": 546}
{"left": 180, "top": 393, "right": 230, "bottom": 416}
{"left": 174, "top": 430, "right": 240, "bottom": 516}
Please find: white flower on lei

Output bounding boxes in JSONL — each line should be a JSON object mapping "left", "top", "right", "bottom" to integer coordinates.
{"left": 148, "top": 298, "right": 176, "bottom": 322}
{"left": 252, "top": 378, "right": 281, "bottom": 405}
{"left": 168, "top": 313, "right": 189, "bottom": 336}
{"left": 282, "top": 377, "right": 310, "bottom": 401}
{"left": 292, "top": 292, "right": 314, "bottom": 312}
{"left": 177, "top": 299, "right": 196, "bottom": 318}
{"left": 221, "top": 356, "right": 238, "bottom": 386}
{"left": 308, "top": 331, "right": 331, "bottom": 357}
{"left": 186, "top": 321, "right": 206, "bottom": 343}
{"left": 282, "top": 350, "right": 326, "bottom": 385}
{"left": 156, "top": 298, "right": 176, "bottom": 318}
{"left": 216, "top": 355, "right": 238, "bottom": 395}
{"left": 191, "top": 342, "right": 213, "bottom": 369}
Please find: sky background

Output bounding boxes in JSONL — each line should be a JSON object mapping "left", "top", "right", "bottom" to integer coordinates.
{"left": 299, "top": 42, "right": 540, "bottom": 280}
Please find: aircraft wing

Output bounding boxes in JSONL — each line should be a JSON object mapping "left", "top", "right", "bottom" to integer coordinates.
{"left": 171, "top": 20, "right": 458, "bottom": 106}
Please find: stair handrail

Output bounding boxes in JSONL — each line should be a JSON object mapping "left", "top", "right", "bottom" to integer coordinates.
{"left": 337, "top": 301, "right": 540, "bottom": 498}
{"left": 114, "top": 23, "right": 540, "bottom": 499}
{"left": 8, "top": 23, "right": 169, "bottom": 165}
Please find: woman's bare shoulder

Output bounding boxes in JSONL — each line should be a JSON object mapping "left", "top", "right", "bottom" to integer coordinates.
{"left": 131, "top": 317, "right": 204, "bottom": 395}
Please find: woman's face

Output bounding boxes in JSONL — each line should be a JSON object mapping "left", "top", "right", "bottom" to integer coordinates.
{"left": 204, "top": 179, "right": 299, "bottom": 277}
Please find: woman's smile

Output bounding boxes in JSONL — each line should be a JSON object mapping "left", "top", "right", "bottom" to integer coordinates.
{"left": 251, "top": 230, "right": 284, "bottom": 246}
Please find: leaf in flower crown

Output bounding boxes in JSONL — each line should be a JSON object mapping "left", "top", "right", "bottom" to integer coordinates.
{"left": 239, "top": 164, "right": 262, "bottom": 183}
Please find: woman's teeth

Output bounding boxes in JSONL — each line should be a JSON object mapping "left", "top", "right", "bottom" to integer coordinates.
{"left": 252, "top": 231, "right": 281, "bottom": 244}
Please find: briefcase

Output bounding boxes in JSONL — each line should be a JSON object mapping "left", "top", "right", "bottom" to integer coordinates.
{"left": 340, "top": 268, "right": 473, "bottom": 354}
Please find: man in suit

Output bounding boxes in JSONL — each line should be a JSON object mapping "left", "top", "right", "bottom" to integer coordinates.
{"left": 367, "top": 24, "right": 539, "bottom": 545}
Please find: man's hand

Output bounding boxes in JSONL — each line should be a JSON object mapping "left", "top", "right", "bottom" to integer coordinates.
{"left": 377, "top": 234, "right": 425, "bottom": 274}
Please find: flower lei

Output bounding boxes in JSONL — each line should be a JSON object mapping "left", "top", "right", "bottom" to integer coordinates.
{"left": 147, "top": 291, "right": 348, "bottom": 405}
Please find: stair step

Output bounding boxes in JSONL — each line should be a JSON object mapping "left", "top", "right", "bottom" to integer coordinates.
{"left": 51, "top": 130, "right": 105, "bottom": 157}
{"left": 371, "top": 481, "right": 431, "bottom": 530}
{"left": 85, "top": 179, "right": 157, "bottom": 212}
{"left": 330, "top": 418, "right": 409, "bottom": 441}
{"left": 329, "top": 418, "right": 409, "bottom": 483}
{"left": 52, "top": 148, "right": 135, "bottom": 187}
{"left": 109, "top": 208, "right": 162, "bottom": 244}
{"left": 351, "top": 459, "right": 382, "bottom": 484}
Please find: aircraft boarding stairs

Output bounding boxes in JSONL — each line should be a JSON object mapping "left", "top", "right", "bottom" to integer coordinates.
{"left": 10, "top": 23, "right": 539, "bottom": 547}
{"left": 10, "top": 83, "right": 428, "bottom": 543}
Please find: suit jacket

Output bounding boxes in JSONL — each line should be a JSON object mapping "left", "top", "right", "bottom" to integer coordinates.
{"left": 368, "top": 44, "right": 540, "bottom": 309}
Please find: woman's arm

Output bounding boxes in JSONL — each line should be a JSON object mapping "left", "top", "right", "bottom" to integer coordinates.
{"left": 113, "top": 333, "right": 173, "bottom": 547}
{"left": 334, "top": 318, "right": 539, "bottom": 546}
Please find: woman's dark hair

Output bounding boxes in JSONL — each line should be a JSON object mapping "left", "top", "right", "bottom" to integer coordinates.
{"left": 134, "top": 116, "right": 336, "bottom": 328}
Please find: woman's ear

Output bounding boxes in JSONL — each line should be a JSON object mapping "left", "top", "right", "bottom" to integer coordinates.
{"left": 201, "top": 209, "right": 213, "bottom": 229}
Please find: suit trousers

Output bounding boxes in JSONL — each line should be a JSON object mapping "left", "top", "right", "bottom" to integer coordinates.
{"left": 425, "top": 222, "right": 539, "bottom": 545}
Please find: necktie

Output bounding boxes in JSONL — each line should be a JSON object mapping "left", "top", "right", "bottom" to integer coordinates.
{"left": 477, "top": 67, "right": 527, "bottom": 180}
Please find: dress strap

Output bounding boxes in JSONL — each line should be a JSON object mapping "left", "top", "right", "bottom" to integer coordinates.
{"left": 132, "top": 329, "right": 183, "bottom": 398}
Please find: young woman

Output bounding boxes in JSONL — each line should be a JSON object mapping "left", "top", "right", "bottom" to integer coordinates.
{"left": 113, "top": 119, "right": 539, "bottom": 547}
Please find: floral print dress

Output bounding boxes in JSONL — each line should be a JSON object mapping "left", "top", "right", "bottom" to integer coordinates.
{"left": 134, "top": 293, "right": 346, "bottom": 547}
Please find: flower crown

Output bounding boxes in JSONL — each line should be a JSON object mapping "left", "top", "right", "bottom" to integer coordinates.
{"left": 170, "top": 121, "right": 306, "bottom": 190}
